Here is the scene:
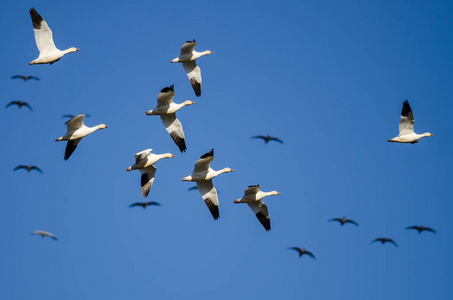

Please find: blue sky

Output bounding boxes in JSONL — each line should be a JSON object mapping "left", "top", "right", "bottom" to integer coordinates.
{"left": 1, "top": 0, "right": 452, "bottom": 299}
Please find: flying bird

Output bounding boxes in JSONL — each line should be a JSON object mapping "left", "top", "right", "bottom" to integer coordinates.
{"left": 188, "top": 185, "right": 198, "bottom": 191}
{"left": 55, "top": 115, "right": 108, "bottom": 160}
{"left": 388, "top": 100, "right": 433, "bottom": 143}
{"left": 126, "top": 149, "right": 175, "bottom": 197}
{"left": 288, "top": 247, "right": 316, "bottom": 259}
{"left": 182, "top": 149, "right": 234, "bottom": 220}
{"left": 14, "top": 165, "right": 42, "bottom": 173}
{"left": 129, "top": 201, "right": 161, "bottom": 209}
{"left": 171, "top": 40, "right": 213, "bottom": 97}
{"left": 11, "top": 75, "right": 39, "bottom": 81}
{"left": 328, "top": 217, "right": 358, "bottom": 226}
{"left": 371, "top": 237, "right": 398, "bottom": 247}
{"left": 406, "top": 225, "right": 436, "bottom": 234}
{"left": 6, "top": 101, "right": 33, "bottom": 110}
{"left": 29, "top": 8, "right": 79, "bottom": 65}
{"left": 145, "top": 85, "right": 194, "bottom": 152}
{"left": 251, "top": 135, "right": 283, "bottom": 144}
{"left": 233, "top": 185, "right": 280, "bottom": 231}
{"left": 32, "top": 230, "right": 57, "bottom": 240}
{"left": 63, "top": 114, "right": 90, "bottom": 118}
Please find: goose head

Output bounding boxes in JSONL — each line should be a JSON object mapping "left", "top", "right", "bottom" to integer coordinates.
{"left": 269, "top": 191, "right": 280, "bottom": 196}
{"left": 423, "top": 132, "right": 434, "bottom": 137}
{"left": 184, "top": 100, "right": 196, "bottom": 106}
{"left": 98, "top": 124, "right": 109, "bottom": 129}
{"left": 221, "top": 167, "right": 234, "bottom": 174}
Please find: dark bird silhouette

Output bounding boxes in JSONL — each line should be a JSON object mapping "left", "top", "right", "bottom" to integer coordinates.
{"left": 63, "top": 114, "right": 90, "bottom": 118}
{"left": 371, "top": 237, "right": 398, "bottom": 247}
{"left": 31, "top": 230, "right": 57, "bottom": 240}
{"left": 188, "top": 185, "right": 198, "bottom": 191}
{"left": 129, "top": 201, "right": 161, "bottom": 209}
{"left": 11, "top": 75, "right": 40, "bottom": 81}
{"left": 6, "top": 101, "right": 33, "bottom": 111}
{"left": 406, "top": 225, "right": 436, "bottom": 234}
{"left": 328, "top": 217, "right": 358, "bottom": 226}
{"left": 252, "top": 135, "right": 283, "bottom": 144}
{"left": 288, "top": 247, "right": 316, "bottom": 259}
{"left": 14, "top": 165, "right": 42, "bottom": 173}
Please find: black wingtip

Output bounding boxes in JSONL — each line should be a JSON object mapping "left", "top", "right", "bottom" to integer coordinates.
{"left": 169, "top": 131, "right": 186, "bottom": 153}
{"left": 256, "top": 212, "right": 271, "bottom": 231}
{"left": 185, "top": 39, "right": 196, "bottom": 43}
{"left": 248, "top": 185, "right": 260, "bottom": 188}
{"left": 160, "top": 85, "right": 175, "bottom": 93}
{"left": 204, "top": 198, "right": 219, "bottom": 220}
{"left": 200, "top": 149, "right": 214, "bottom": 159}
{"left": 190, "top": 79, "right": 201, "bottom": 97}
{"left": 29, "top": 8, "right": 43, "bottom": 30}
{"left": 401, "top": 100, "right": 412, "bottom": 116}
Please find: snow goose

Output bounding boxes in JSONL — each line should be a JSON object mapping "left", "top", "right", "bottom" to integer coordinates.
{"left": 370, "top": 237, "right": 398, "bottom": 247}
{"left": 32, "top": 230, "right": 57, "bottom": 240}
{"left": 6, "top": 101, "right": 32, "bottom": 111}
{"left": 171, "top": 40, "right": 213, "bottom": 97}
{"left": 55, "top": 115, "right": 108, "bottom": 160}
{"left": 288, "top": 247, "right": 316, "bottom": 259}
{"left": 388, "top": 100, "right": 433, "bottom": 143}
{"left": 406, "top": 225, "right": 436, "bottom": 234}
{"left": 129, "top": 201, "right": 161, "bottom": 209}
{"left": 181, "top": 149, "right": 234, "bottom": 220}
{"left": 11, "top": 75, "right": 39, "bottom": 81}
{"left": 233, "top": 185, "right": 280, "bottom": 231}
{"left": 145, "top": 85, "right": 194, "bottom": 152}
{"left": 14, "top": 165, "right": 42, "bottom": 173}
{"left": 328, "top": 217, "right": 358, "bottom": 226}
{"left": 252, "top": 135, "right": 284, "bottom": 144}
{"left": 29, "top": 8, "right": 79, "bottom": 65}
{"left": 126, "top": 149, "right": 175, "bottom": 197}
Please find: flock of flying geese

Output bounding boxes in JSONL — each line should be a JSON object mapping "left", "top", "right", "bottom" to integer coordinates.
{"left": 13, "top": 8, "right": 436, "bottom": 259}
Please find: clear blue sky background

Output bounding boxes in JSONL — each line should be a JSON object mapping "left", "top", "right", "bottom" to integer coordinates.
{"left": 1, "top": 0, "right": 452, "bottom": 299}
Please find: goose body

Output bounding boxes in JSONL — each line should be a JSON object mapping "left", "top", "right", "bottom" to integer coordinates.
{"left": 29, "top": 8, "right": 79, "bottom": 65}
{"left": 388, "top": 100, "right": 433, "bottom": 143}
{"left": 14, "top": 165, "right": 42, "bottom": 173}
{"left": 171, "top": 40, "right": 213, "bottom": 97}
{"left": 126, "top": 149, "right": 174, "bottom": 197}
{"left": 11, "top": 75, "right": 39, "bottom": 81}
{"left": 146, "top": 85, "right": 194, "bottom": 153}
{"left": 406, "top": 225, "right": 436, "bottom": 234}
{"left": 181, "top": 149, "right": 234, "bottom": 220}
{"left": 289, "top": 247, "right": 316, "bottom": 259}
{"left": 32, "top": 230, "right": 57, "bottom": 240}
{"left": 55, "top": 115, "right": 108, "bottom": 160}
{"left": 6, "top": 101, "right": 32, "bottom": 110}
{"left": 371, "top": 237, "right": 398, "bottom": 247}
{"left": 233, "top": 185, "right": 280, "bottom": 231}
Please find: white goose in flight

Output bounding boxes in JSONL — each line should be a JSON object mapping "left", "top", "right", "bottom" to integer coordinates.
{"left": 171, "top": 40, "right": 213, "bottom": 97}
{"left": 29, "top": 8, "right": 79, "bottom": 65}
{"left": 182, "top": 149, "right": 234, "bottom": 220}
{"left": 145, "top": 85, "right": 194, "bottom": 152}
{"left": 388, "top": 100, "right": 433, "bottom": 143}
{"left": 32, "top": 230, "right": 57, "bottom": 240}
{"left": 126, "top": 149, "right": 175, "bottom": 197}
{"left": 55, "top": 115, "right": 108, "bottom": 160}
{"left": 233, "top": 185, "right": 281, "bottom": 231}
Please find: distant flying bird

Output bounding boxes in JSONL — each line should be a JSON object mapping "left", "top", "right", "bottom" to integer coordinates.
{"left": 188, "top": 185, "right": 198, "bottom": 191}
{"left": 126, "top": 149, "right": 175, "bottom": 197}
{"left": 328, "top": 217, "right": 358, "bottom": 226}
{"left": 32, "top": 230, "right": 57, "bottom": 240}
{"left": 11, "top": 75, "right": 39, "bottom": 81}
{"left": 6, "top": 101, "right": 33, "bottom": 110}
{"left": 145, "top": 85, "right": 194, "bottom": 152}
{"left": 406, "top": 225, "right": 436, "bottom": 234}
{"left": 182, "top": 149, "right": 234, "bottom": 220}
{"left": 233, "top": 185, "right": 280, "bottom": 231}
{"left": 388, "top": 100, "right": 433, "bottom": 143}
{"left": 63, "top": 114, "right": 90, "bottom": 118}
{"left": 171, "top": 40, "right": 213, "bottom": 97}
{"left": 55, "top": 115, "right": 108, "bottom": 160}
{"left": 129, "top": 201, "right": 161, "bottom": 209}
{"left": 14, "top": 165, "right": 42, "bottom": 173}
{"left": 252, "top": 135, "right": 283, "bottom": 144}
{"left": 371, "top": 237, "right": 398, "bottom": 247}
{"left": 288, "top": 247, "right": 316, "bottom": 259}
{"left": 29, "top": 8, "right": 79, "bottom": 65}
